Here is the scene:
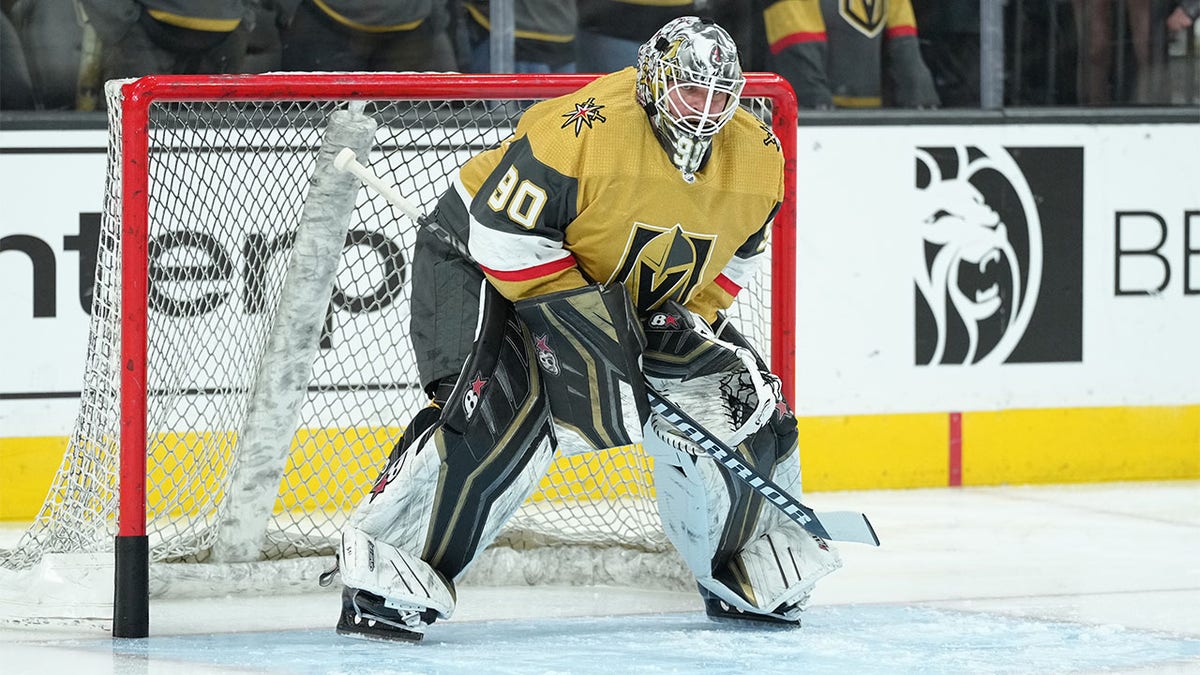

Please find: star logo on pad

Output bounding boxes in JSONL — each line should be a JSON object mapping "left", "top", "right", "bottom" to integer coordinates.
{"left": 533, "top": 334, "right": 561, "bottom": 375}
{"left": 470, "top": 373, "right": 488, "bottom": 396}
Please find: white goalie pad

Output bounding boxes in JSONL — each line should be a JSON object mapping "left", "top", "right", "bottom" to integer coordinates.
{"left": 339, "top": 529, "right": 457, "bottom": 621}
{"left": 346, "top": 395, "right": 558, "bottom": 585}
{"left": 348, "top": 425, "right": 444, "bottom": 559}
{"left": 643, "top": 424, "right": 732, "bottom": 574}
{"left": 644, "top": 418, "right": 841, "bottom": 617}
{"left": 697, "top": 524, "right": 842, "bottom": 617}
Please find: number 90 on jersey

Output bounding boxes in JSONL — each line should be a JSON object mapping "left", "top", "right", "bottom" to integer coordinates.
{"left": 487, "top": 166, "right": 548, "bottom": 229}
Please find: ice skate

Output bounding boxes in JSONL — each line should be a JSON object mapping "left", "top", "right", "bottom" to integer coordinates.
{"left": 336, "top": 587, "right": 438, "bottom": 643}
{"left": 698, "top": 584, "right": 803, "bottom": 628}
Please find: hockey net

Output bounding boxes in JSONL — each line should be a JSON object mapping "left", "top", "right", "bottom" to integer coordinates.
{"left": 0, "top": 73, "right": 797, "bottom": 628}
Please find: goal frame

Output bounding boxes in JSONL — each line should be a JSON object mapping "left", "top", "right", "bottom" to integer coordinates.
{"left": 111, "top": 72, "right": 799, "bottom": 637}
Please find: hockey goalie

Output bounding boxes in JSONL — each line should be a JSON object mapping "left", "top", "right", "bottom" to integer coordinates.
{"left": 329, "top": 16, "right": 844, "bottom": 642}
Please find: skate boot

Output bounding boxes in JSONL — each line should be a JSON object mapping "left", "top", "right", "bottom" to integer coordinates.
{"left": 336, "top": 587, "right": 439, "bottom": 643}
{"left": 699, "top": 583, "right": 804, "bottom": 627}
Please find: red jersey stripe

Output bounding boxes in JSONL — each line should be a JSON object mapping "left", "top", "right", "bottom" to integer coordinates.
{"left": 886, "top": 25, "right": 917, "bottom": 39}
{"left": 714, "top": 273, "right": 742, "bottom": 297}
{"left": 770, "top": 31, "right": 826, "bottom": 54}
{"left": 480, "top": 254, "right": 578, "bottom": 281}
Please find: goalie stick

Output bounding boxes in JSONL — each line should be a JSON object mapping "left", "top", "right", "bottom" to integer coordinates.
{"left": 333, "top": 148, "right": 423, "bottom": 222}
{"left": 334, "top": 147, "right": 476, "bottom": 262}
{"left": 647, "top": 387, "right": 880, "bottom": 546}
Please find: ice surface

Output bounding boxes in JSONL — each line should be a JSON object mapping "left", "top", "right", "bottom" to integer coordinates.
{"left": 2, "top": 481, "right": 1198, "bottom": 674}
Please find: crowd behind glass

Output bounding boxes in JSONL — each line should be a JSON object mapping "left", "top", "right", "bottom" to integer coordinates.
{"left": 1, "top": 0, "right": 1198, "bottom": 112}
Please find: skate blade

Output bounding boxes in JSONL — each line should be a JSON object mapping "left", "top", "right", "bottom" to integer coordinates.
{"left": 335, "top": 623, "right": 425, "bottom": 644}
{"left": 703, "top": 606, "right": 802, "bottom": 629}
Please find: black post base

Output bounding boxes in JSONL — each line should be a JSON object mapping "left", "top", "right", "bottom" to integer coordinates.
{"left": 113, "top": 534, "right": 149, "bottom": 638}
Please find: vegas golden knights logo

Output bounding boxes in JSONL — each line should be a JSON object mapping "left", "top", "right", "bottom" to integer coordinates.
{"left": 609, "top": 222, "right": 715, "bottom": 314}
{"left": 839, "top": 0, "right": 885, "bottom": 38}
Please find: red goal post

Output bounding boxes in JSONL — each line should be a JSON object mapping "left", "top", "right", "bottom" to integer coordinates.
{"left": 3, "top": 72, "right": 798, "bottom": 638}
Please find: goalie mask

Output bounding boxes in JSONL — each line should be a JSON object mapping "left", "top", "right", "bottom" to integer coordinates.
{"left": 636, "top": 16, "right": 745, "bottom": 182}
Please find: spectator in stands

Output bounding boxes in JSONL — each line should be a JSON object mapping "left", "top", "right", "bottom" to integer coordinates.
{"left": 242, "top": 1, "right": 285, "bottom": 73}
{"left": 911, "top": 0, "right": 980, "bottom": 107}
{"left": 460, "top": 0, "right": 577, "bottom": 73}
{"left": 576, "top": 0, "right": 708, "bottom": 72}
{"left": 1167, "top": 0, "right": 1199, "bottom": 32}
{"left": 1, "top": 4, "right": 36, "bottom": 109}
{"left": 277, "top": 0, "right": 455, "bottom": 72}
{"left": 7, "top": 0, "right": 90, "bottom": 110}
{"left": 76, "top": 0, "right": 253, "bottom": 82}
{"left": 1071, "top": 0, "right": 1162, "bottom": 104}
{"left": 760, "top": 0, "right": 939, "bottom": 109}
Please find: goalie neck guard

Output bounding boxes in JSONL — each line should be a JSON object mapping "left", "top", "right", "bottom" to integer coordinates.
{"left": 635, "top": 16, "right": 745, "bottom": 182}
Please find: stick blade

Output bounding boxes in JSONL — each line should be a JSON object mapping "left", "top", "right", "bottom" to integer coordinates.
{"left": 813, "top": 511, "right": 880, "bottom": 546}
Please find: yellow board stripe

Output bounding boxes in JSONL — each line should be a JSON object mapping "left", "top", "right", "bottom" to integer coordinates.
{"left": 962, "top": 406, "right": 1200, "bottom": 485}
{"left": 831, "top": 95, "right": 883, "bottom": 108}
{"left": 3, "top": 405, "right": 1197, "bottom": 521}
{"left": 0, "top": 436, "right": 70, "bottom": 521}
{"left": 798, "top": 412, "right": 950, "bottom": 490}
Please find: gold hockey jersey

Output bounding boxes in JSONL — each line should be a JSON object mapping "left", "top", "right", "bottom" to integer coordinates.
{"left": 456, "top": 68, "right": 784, "bottom": 323}
{"left": 762, "top": 0, "right": 938, "bottom": 108}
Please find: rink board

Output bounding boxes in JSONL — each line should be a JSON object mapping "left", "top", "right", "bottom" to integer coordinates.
{"left": 4, "top": 403, "right": 1199, "bottom": 520}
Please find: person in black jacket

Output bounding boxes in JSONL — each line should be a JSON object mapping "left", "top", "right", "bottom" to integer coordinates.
{"left": 0, "top": 6, "right": 36, "bottom": 109}
{"left": 277, "top": 0, "right": 455, "bottom": 72}
{"left": 77, "top": 0, "right": 253, "bottom": 81}
{"left": 460, "top": 0, "right": 577, "bottom": 73}
{"left": 911, "top": 0, "right": 980, "bottom": 107}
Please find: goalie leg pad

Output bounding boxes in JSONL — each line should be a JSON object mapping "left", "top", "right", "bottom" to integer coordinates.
{"left": 645, "top": 393, "right": 841, "bottom": 620}
{"left": 643, "top": 420, "right": 731, "bottom": 575}
{"left": 350, "top": 285, "right": 557, "bottom": 584}
{"left": 339, "top": 529, "right": 456, "bottom": 621}
{"left": 701, "top": 522, "right": 842, "bottom": 621}
{"left": 514, "top": 283, "right": 648, "bottom": 454}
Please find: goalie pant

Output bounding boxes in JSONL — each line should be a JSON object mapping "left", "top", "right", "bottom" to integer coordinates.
{"left": 340, "top": 283, "right": 840, "bottom": 627}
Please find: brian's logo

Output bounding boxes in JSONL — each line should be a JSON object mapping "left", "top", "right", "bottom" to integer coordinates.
{"left": 368, "top": 453, "right": 405, "bottom": 502}
{"left": 464, "top": 372, "right": 488, "bottom": 418}
{"left": 915, "top": 146, "right": 1082, "bottom": 365}
{"left": 608, "top": 222, "right": 716, "bottom": 315}
{"left": 646, "top": 311, "right": 683, "bottom": 329}
{"left": 533, "top": 334, "right": 561, "bottom": 375}
{"left": 561, "top": 97, "right": 606, "bottom": 136}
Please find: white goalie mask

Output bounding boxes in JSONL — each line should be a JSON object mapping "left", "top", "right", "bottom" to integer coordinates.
{"left": 636, "top": 16, "right": 745, "bottom": 181}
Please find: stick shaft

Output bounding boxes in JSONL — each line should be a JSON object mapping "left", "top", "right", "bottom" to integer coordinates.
{"left": 333, "top": 148, "right": 423, "bottom": 222}
{"left": 648, "top": 388, "right": 879, "bottom": 546}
